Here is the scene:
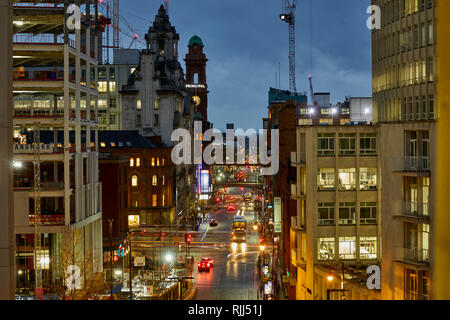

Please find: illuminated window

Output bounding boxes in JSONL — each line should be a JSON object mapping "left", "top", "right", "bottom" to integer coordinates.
{"left": 360, "top": 168, "right": 377, "bottom": 190}
{"left": 98, "top": 81, "right": 107, "bottom": 92}
{"left": 162, "top": 194, "right": 166, "bottom": 206}
{"left": 130, "top": 67, "right": 136, "bottom": 75}
{"left": 136, "top": 99, "right": 142, "bottom": 110}
{"left": 131, "top": 175, "right": 138, "bottom": 187}
{"left": 136, "top": 158, "right": 141, "bottom": 167}
{"left": 338, "top": 168, "right": 356, "bottom": 190}
{"left": 317, "top": 168, "right": 335, "bottom": 190}
{"left": 152, "top": 175, "right": 158, "bottom": 186}
{"left": 154, "top": 98, "right": 160, "bottom": 110}
{"left": 151, "top": 157, "right": 155, "bottom": 167}
{"left": 110, "top": 142, "right": 116, "bottom": 147}
{"left": 109, "top": 81, "right": 116, "bottom": 92}
{"left": 98, "top": 99, "right": 107, "bottom": 109}
{"left": 162, "top": 176, "right": 165, "bottom": 186}
{"left": 317, "top": 238, "right": 335, "bottom": 261}
{"left": 157, "top": 158, "right": 160, "bottom": 166}
{"left": 339, "top": 237, "right": 356, "bottom": 259}
{"left": 152, "top": 194, "right": 157, "bottom": 207}
{"left": 162, "top": 158, "right": 166, "bottom": 166}
{"left": 100, "top": 142, "right": 106, "bottom": 148}
{"left": 130, "top": 158, "right": 134, "bottom": 167}
{"left": 128, "top": 215, "right": 140, "bottom": 227}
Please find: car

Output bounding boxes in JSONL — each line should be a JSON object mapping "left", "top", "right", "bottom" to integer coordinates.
{"left": 227, "top": 206, "right": 235, "bottom": 213}
{"left": 209, "top": 219, "right": 218, "bottom": 227}
{"left": 197, "top": 260, "right": 211, "bottom": 272}
{"left": 201, "top": 257, "right": 214, "bottom": 268}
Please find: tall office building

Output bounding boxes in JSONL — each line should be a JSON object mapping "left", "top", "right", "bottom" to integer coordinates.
{"left": 372, "top": 0, "right": 437, "bottom": 299}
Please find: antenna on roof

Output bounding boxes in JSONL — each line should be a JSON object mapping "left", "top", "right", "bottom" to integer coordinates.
{"left": 164, "top": 0, "right": 168, "bottom": 13}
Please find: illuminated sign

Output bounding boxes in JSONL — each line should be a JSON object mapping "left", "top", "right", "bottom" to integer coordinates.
{"left": 186, "top": 84, "right": 206, "bottom": 89}
{"left": 274, "top": 197, "right": 281, "bottom": 233}
{"left": 201, "top": 170, "right": 209, "bottom": 194}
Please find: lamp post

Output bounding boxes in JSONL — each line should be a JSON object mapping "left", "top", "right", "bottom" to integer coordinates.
{"left": 326, "top": 263, "right": 349, "bottom": 300}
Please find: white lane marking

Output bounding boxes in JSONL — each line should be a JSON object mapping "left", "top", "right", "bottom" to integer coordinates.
{"left": 201, "top": 225, "right": 210, "bottom": 241}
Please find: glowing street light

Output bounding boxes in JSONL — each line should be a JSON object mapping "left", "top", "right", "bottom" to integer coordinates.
{"left": 327, "top": 274, "right": 334, "bottom": 282}
{"left": 165, "top": 253, "right": 173, "bottom": 264}
{"left": 259, "top": 244, "right": 266, "bottom": 252}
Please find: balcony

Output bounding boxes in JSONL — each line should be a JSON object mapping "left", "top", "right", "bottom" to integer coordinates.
{"left": 392, "top": 201, "right": 431, "bottom": 223}
{"left": 392, "top": 156, "right": 430, "bottom": 174}
{"left": 291, "top": 216, "right": 305, "bottom": 231}
{"left": 291, "top": 248, "right": 306, "bottom": 268}
{"left": 395, "top": 247, "right": 430, "bottom": 267}
{"left": 290, "top": 151, "right": 306, "bottom": 166}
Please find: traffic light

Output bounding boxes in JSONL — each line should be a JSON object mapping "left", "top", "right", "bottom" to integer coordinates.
{"left": 185, "top": 233, "right": 192, "bottom": 243}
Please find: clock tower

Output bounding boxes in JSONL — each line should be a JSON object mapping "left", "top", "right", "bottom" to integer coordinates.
{"left": 184, "top": 35, "right": 208, "bottom": 121}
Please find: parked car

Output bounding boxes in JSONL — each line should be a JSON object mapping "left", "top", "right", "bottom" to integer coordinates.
{"left": 209, "top": 219, "right": 218, "bottom": 227}
{"left": 201, "top": 257, "right": 214, "bottom": 268}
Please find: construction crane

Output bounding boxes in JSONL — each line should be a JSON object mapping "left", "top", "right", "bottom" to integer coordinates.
{"left": 33, "top": 123, "right": 43, "bottom": 298}
{"left": 129, "top": 33, "right": 138, "bottom": 48}
{"left": 113, "top": 0, "right": 120, "bottom": 50}
{"left": 280, "top": 0, "right": 297, "bottom": 94}
{"left": 308, "top": 74, "right": 317, "bottom": 105}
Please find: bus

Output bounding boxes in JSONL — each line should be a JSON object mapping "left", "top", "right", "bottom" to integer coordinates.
{"left": 232, "top": 216, "right": 247, "bottom": 243}
{"left": 243, "top": 192, "right": 252, "bottom": 201}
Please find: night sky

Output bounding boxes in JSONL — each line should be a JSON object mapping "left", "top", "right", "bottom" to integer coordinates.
{"left": 119, "top": 0, "right": 372, "bottom": 130}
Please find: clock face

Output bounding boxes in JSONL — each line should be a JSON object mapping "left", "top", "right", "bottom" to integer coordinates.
{"left": 193, "top": 96, "right": 201, "bottom": 106}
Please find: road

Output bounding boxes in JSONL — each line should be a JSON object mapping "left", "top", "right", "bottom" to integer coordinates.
{"left": 189, "top": 206, "right": 261, "bottom": 300}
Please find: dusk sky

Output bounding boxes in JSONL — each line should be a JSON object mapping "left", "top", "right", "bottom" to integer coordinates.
{"left": 119, "top": 0, "right": 372, "bottom": 130}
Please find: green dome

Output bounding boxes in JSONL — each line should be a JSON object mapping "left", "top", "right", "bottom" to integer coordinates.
{"left": 188, "top": 35, "right": 204, "bottom": 47}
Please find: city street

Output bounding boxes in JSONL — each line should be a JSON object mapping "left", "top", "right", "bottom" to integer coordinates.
{"left": 189, "top": 206, "right": 261, "bottom": 300}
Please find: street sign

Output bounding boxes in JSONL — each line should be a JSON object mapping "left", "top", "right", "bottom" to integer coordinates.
{"left": 134, "top": 256, "right": 145, "bottom": 267}
{"left": 264, "top": 281, "right": 273, "bottom": 295}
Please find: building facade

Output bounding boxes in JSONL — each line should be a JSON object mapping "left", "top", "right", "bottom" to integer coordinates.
{"left": 12, "top": 0, "right": 103, "bottom": 295}
{"left": 372, "top": 0, "right": 437, "bottom": 299}
{"left": 292, "top": 124, "right": 382, "bottom": 300}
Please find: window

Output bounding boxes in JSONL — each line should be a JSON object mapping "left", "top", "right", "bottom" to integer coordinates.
{"left": 360, "top": 202, "right": 377, "bottom": 224}
{"left": 98, "top": 81, "right": 107, "bottom": 92}
{"left": 130, "top": 67, "right": 136, "bottom": 75}
{"left": 360, "top": 133, "right": 377, "bottom": 155}
{"left": 177, "top": 101, "right": 183, "bottom": 113}
{"left": 429, "top": 95, "right": 434, "bottom": 117}
{"left": 100, "top": 142, "right": 106, "bottom": 148}
{"left": 109, "top": 67, "right": 116, "bottom": 80}
{"left": 152, "top": 194, "right": 157, "bottom": 207}
{"left": 360, "top": 168, "right": 377, "bottom": 190}
{"left": 109, "top": 81, "right": 116, "bottom": 92}
{"left": 136, "top": 158, "right": 141, "bottom": 167}
{"left": 162, "top": 193, "right": 166, "bottom": 206}
{"left": 299, "top": 108, "right": 309, "bottom": 115}
{"left": 338, "top": 168, "right": 356, "bottom": 190}
{"left": 339, "top": 237, "right": 356, "bottom": 259}
{"left": 360, "top": 237, "right": 377, "bottom": 259}
{"left": 339, "top": 202, "right": 356, "bottom": 225}
{"left": 321, "top": 108, "right": 330, "bottom": 115}
{"left": 162, "top": 158, "right": 166, "bottom": 166}
{"left": 157, "top": 158, "right": 160, "bottom": 166}
{"left": 98, "top": 67, "right": 107, "bottom": 80}
{"left": 341, "top": 107, "right": 350, "bottom": 115}
{"left": 136, "top": 99, "right": 142, "bottom": 110}
{"left": 151, "top": 157, "right": 155, "bottom": 167}
{"left": 317, "top": 133, "right": 334, "bottom": 156}
{"left": 427, "top": 58, "right": 434, "bottom": 82}
{"left": 128, "top": 215, "right": 140, "bottom": 227}
{"left": 318, "top": 238, "right": 335, "bottom": 260}
{"left": 98, "top": 99, "right": 107, "bottom": 109}
{"left": 152, "top": 175, "right": 158, "bottom": 186}
{"left": 162, "top": 175, "right": 166, "bottom": 186}
{"left": 428, "top": 21, "right": 433, "bottom": 45}
{"left": 154, "top": 98, "right": 160, "bottom": 110}
{"left": 318, "top": 203, "right": 335, "bottom": 225}
{"left": 129, "top": 158, "right": 134, "bottom": 167}
{"left": 339, "top": 133, "right": 355, "bottom": 155}
{"left": 109, "top": 98, "right": 117, "bottom": 109}
{"left": 317, "top": 168, "right": 335, "bottom": 190}
{"left": 131, "top": 175, "right": 138, "bottom": 187}
{"left": 109, "top": 115, "right": 116, "bottom": 124}
{"left": 154, "top": 114, "right": 159, "bottom": 127}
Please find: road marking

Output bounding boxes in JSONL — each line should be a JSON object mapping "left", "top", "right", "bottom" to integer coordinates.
{"left": 201, "top": 226, "right": 210, "bottom": 242}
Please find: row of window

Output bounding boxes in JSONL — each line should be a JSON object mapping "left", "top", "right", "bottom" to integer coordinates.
{"left": 373, "top": 58, "right": 435, "bottom": 92}
{"left": 98, "top": 81, "right": 116, "bottom": 93}
{"left": 318, "top": 236, "right": 377, "bottom": 260}
{"left": 318, "top": 133, "right": 376, "bottom": 156}
{"left": 130, "top": 157, "right": 166, "bottom": 167}
{"left": 318, "top": 167, "right": 377, "bottom": 191}
{"left": 375, "top": 94, "right": 434, "bottom": 122}
{"left": 377, "top": 0, "right": 433, "bottom": 28}
{"left": 131, "top": 174, "right": 166, "bottom": 187}
{"left": 318, "top": 202, "right": 377, "bottom": 226}
{"left": 374, "top": 22, "right": 434, "bottom": 62}
{"left": 130, "top": 193, "right": 167, "bottom": 208}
